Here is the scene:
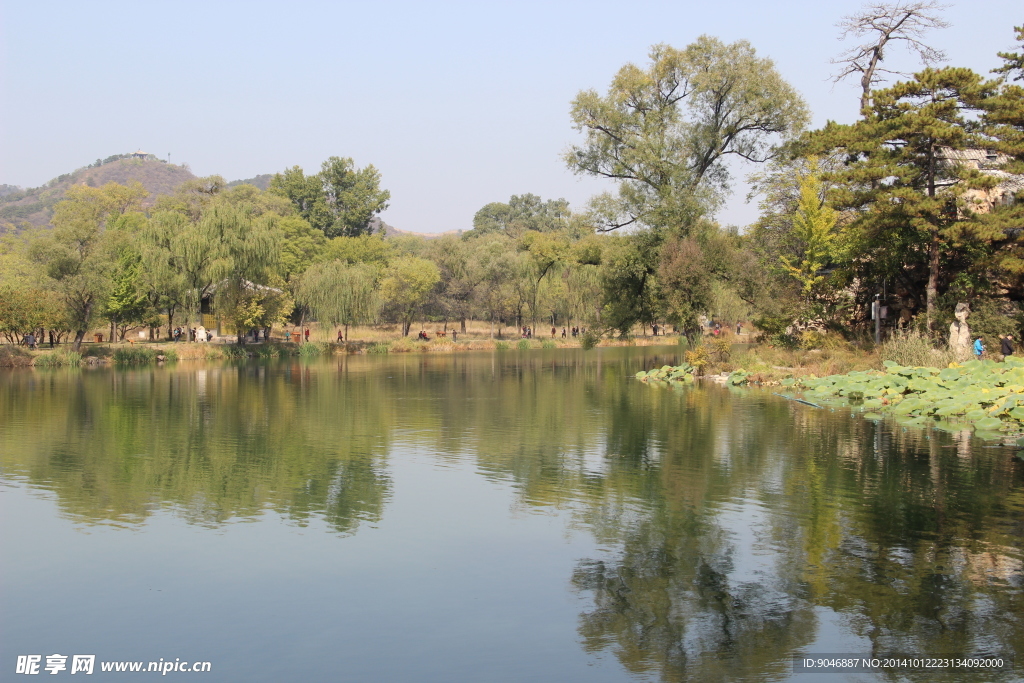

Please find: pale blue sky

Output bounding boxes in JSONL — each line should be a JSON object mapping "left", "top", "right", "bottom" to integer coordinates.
{"left": 0, "top": 0, "right": 1018, "bottom": 232}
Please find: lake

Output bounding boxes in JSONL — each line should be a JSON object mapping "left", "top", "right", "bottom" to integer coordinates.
{"left": 1, "top": 347, "right": 1021, "bottom": 682}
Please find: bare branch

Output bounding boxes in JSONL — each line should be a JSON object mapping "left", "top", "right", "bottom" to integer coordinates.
{"left": 830, "top": 1, "right": 950, "bottom": 112}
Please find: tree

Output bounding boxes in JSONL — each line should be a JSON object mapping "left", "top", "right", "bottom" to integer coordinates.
{"left": 470, "top": 194, "right": 570, "bottom": 237}
{"left": 831, "top": 1, "right": 950, "bottom": 112}
{"left": 565, "top": 38, "right": 808, "bottom": 232}
{"left": 380, "top": 256, "right": 440, "bottom": 336}
{"left": 296, "top": 261, "right": 379, "bottom": 341}
{"left": 270, "top": 157, "right": 390, "bottom": 238}
{"left": 809, "top": 67, "right": 995, "bottom": 331}
{"left": 103, "top": 250, "right": 152, "bottom": 341}
{"left": 599, "top": 231, "right": 663, "bottom": 336}
{"left": 142, "top": 203, "right": 281, "bottom": 338}
{"left": 521, "top": 231, "right": 570, "bottom": 326}
{"left": 780, "top": 170, "right": 839, "bottom": 300}
{"left": 30, "top": 182, "right": 147, "bottom": 350}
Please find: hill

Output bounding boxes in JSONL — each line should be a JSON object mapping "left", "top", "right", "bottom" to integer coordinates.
{"left": 0, "top": 161, "right": 436, "bottom": 238}
{"left": 227, "top": 174, "right": 273, "bottom": 190}
{"left": 0, "top": 158, "right": 196, "bottom": 232}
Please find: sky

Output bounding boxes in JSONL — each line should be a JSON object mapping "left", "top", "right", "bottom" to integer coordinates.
{"left": 0, "top": 0, "right": 1019, "bottom": 233}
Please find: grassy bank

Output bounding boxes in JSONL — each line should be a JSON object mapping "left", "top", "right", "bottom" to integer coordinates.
{"left": 1, "top": 330, "right": 728, "bottom": 367}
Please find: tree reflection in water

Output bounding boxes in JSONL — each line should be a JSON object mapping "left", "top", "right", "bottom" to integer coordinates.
{"left": 1, "top": 350, "right": 1021, "bottom": 681}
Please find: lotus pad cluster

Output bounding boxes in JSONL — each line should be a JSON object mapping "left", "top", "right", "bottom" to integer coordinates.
{"left": 782, "top": 357, "right": 1024, "bottom": 439}
{"left": 635, "top": 364, "right": 696, "bottom": 384}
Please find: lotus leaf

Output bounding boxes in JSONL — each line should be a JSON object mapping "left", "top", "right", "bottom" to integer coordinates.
{"left": 863, "top": 412, "right": 884, "bottom": 420}
{"left": 974, "top": 417, "right": 1004, "bottom": 432}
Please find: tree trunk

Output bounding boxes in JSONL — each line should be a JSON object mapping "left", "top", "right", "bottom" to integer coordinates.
{"left": 461, "top": 318, "right": 467, "bottom": 333}
{"left": 926, "top": 228, "right": 939, "bottom": 333}
{"left": 72, "top": 330, "right": 86, "bottom": 353}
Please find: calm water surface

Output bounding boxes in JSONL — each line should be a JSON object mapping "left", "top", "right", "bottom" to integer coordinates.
{"left": 1, "top": 347, "right": 1022, "bottom": 682}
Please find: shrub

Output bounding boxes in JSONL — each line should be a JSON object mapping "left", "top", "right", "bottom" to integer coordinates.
{"left": 112, "top": 347, "right": 157, "bottom": 365}
{"left": 221, "top": 345, "right": 250, "bottom": 359}
{"left": 298, "top": 342, "right": 330, "bottom": 357}
{"left": 709, "top": 338, "right": 731, "bottom": 362}
{"left": 683, "top": 345, "right": 710, "bottom": 375}
{"left": 516, "top": 339, "right": 532, "bottom": 350}
{"left": 33, "top": 350, "right": 82, "bottom": 367}
{"left": 881, "top": 329, "right": 953, "bottom": 367}
{"left": 367, "top": 342, "right": 390, "bottom": 354}
{"left": 252, "top": 344, "right": 281, "bottom": 358}
{"left": 799, "top": 330, "right": 850, "bottom": 351}
{"left": 495, "top": 341, "right": 510, "bottom": 351}
{"left": 541, "top": 340, "right": 557, "bottom": 349}
{"left": 0, "top": 346, "right": 34, "bottom": 367}
{"left": 389, "top": 338, "right": 416, "bottom": 353}
{"left": 158, "top": 348, "right": 178, "bottom": 362}
{"left": 581, "top": 329, "right": 601, "bottom": 350}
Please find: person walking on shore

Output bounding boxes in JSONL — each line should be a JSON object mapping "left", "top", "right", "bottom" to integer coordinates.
{"left": 1001, "top": 334, "right": 1015, "bottom": 358}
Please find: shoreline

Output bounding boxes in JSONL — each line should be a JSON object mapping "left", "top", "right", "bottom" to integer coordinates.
{"left": 0, "top": 334, "right": 713, "bottom": 368}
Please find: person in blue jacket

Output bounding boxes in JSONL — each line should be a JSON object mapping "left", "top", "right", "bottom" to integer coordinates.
{"left": 974, "top": 336, "right": 985, "bottom": 358}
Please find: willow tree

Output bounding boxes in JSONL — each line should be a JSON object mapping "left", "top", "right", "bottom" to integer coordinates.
{"left": 142, "top": 203, "right": 280, "bottom": 337}
{"left": 296, "top": 260, "right": 379, "bottom": 341}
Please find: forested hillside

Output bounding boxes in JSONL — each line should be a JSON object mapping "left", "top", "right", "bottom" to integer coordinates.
{"left": 0, "top": 158, "right": 195, "bottom": 232}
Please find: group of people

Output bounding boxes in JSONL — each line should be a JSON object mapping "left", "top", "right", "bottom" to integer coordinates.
{"left": 974, "top": 334, "right": 1015, "bottom": 359}
{"left": 558, "top": 327, "right": 586, "bottom": 339}
{"left": 172, "top": 327, "right": 213, "bottom": 342}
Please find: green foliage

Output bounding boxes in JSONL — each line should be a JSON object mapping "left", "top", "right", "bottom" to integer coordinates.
{"left": 221, "top": 345, "right": 250, "bottom": 359}
{"left": 470, "top": 194, "right": 570, "bottom": 237}
{"left": 380, "top": 256, "right": 441, "bottom": 336}
{"left": 635, "top": 362, "right": 696, "bottom": 383}
{"left": 494, "top": 341, "right": 510, "bottom": 351}
{"left": 516, "top": 339, "right": 532, "bottom": 350}
{"left": 298, "top": 342, "right": 330, "bottom": 358}
{"left": 683, "top": 345, "right": 710, "bottom": 374}
{"left": 297, "top": 260, "right": 379, "bottom": 329}
{"left": 541, "top": 340, "right": 557, "bottom": 349}
{"left": 0, "top": 286, "right": 67, "bottom": 344}
{"left": 367, "top": 342, "right": 391, "bottom": 354}
{"left": 113, "top": 347, "right": 158, "bottom": 365}
{"left": 319, "top": 234, "right": 394, "bottom": 267}
{"left": 566, "top": 37, "right": 808, "bottom": 232}
{"left": 708, "top": 338, "right": 732, "bottom": 362}
{"left": 33, "top": 350, "right": 82, "bottom": 367}
{"left": 104, "top": 250, "right": 152, "bottom": 340}
{"left": 966, "top": 298, "right": 1022, "bottom": 345}
{"left": 580, "top": 329, "right": 601, "bottom": 350}
{"left": 880, "top": 329, "right": 949, "bottom": 367}
{"left": 807, "top": 67, "right": 997, "bottom": 330}
{"left": 270, "top": 157, "right": 390, "bottom": 238}
{"left": 792, "top": 357, "right": 1024, "bottom": 437}
{"left": 780, "top": 168, "right": 838, "bottom": 298}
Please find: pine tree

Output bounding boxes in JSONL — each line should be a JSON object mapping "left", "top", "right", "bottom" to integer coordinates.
{"left": 808, "top": 67, "right": 995, "bottom": 331}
